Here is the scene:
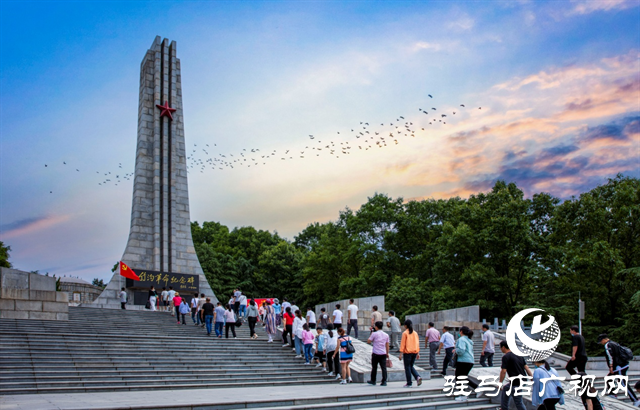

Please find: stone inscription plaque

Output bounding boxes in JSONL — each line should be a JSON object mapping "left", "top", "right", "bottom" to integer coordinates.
{"left": 126, "top": 269, "right": 199, "bottom": 292}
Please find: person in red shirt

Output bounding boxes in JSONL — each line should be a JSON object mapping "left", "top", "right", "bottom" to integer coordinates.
{"left": 172, "top": 293, "right": 183, "bottom": 324}
{"left": 281, "top": 307, "right": 295, "bottom": 348}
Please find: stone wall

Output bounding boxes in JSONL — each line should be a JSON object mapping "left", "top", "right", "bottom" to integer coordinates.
{"left": 0, "top": 268, "right": 69, "bottom": 320}
{"left": 59, "top": 281, "right": 103, "bottom": 304}
{"left": 405, "top": 305, "right": 481, "bottom": 333}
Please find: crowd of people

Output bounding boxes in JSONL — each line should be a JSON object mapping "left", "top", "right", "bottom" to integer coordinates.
{"left": 136, "top": 288, "right": 639, "bottom": 408}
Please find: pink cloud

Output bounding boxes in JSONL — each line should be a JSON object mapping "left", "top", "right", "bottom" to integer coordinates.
{"left": 1, "top": 214, "right": 70, "bottom": 240}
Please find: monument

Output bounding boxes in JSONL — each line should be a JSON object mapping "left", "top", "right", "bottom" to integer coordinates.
{"left": 93, "top": 36, "right": 217, "bottom": 308}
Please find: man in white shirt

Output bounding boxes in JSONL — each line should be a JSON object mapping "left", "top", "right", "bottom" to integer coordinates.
{"left": 386, "top": 311, "right": 402, "bottom": 351}
{"left": 190, "top": 293, "right": 199, "bottom": 325}
{"left": 167, "top": 287, "right": 176, "bottom": 315}
{"left": 197, "top": 293, "right": 206, "bottom": 327}
{"left": 281, "top": 298, "right": 291, "bottom": 319}
{"left": 161, "top": 287, "right": 168, "bottom": 311}
{"left": 119, "top": 288, "right": 127, "bottom": 310}
{"left": 480, "top": 324, "right": 495, "bottom": 367}
{"left": 437, "top": 326, "right": 456, "bottom": 376}
{"left": 238, "top": 292, "right": 247, "bottom": 319}
{"left": 306, "top": 307, "right": 317, "bottom": 329}
{"left": 290, "top": 302, "right": 300, "bottom": 315}
{"left": 233, "top": 289, "right": 241, "bottom": 316}
{"left": 347, "top": 299, "right": 358, "bottom": 338}
{"left": 332, "top": 304, "right": 343, "bottom": 330}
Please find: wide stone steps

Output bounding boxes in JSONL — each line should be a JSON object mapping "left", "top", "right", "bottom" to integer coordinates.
{"left": 0, "top": 378, "right": 336, "bottom": 395}
{"left": 249, "top": 393, "right": 493, "bottom": 410}
{"left": 95, "top": 387, "right": 495, "bottom": 410}
{"left": 0, "top": 306, "right": 332, "bottom": 395}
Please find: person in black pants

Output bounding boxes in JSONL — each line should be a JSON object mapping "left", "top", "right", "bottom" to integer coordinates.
{"left": 281, "top": 307, "right": 294, "bottom": 347}
{"left": 367, "top": 321, "right": 389, "bottom": 386}
{"left": 224, "top": 304, "right": 237, "bottom": 338}
{"left": 437, "top": 326, "right": 455, "bottom": 375}
{"left": 454, "top": 326, "right": 478, "bottom": 398}
{"left": 325, "top": 324, "right": 340, "bottom": 377}
{"left": 598, "top": 334, "right": 639, "bottom": 405}
{"left": 246, "top": 300, "right": 259, "bottom": 339}
{"left": 566, "top": 325, "right": 588, "bottom": 375}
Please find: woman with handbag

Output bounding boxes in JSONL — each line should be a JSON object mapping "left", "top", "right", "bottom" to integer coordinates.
{"left": 454, "top": 326, "right": 477, "bottom": 400}
{"left": 399, "top": 319, "right": 422, "bottom": 387}
{"left": 335, "top": 327, "right": 354, "bottom": 384}
{"left": 532, "top": 359, "right": 564, "bottom": 410}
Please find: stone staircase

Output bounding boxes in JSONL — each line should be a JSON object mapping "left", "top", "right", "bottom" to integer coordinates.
{"left": 139, "top": 388, "right": 497, "bottom": 410}
{"left": 0, "top": 306, "right": 334, "bottom": 395}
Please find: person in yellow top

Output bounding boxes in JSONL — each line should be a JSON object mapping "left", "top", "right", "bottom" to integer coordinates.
{"left": 398, "top": 319, "right": 422, "bottom": 387}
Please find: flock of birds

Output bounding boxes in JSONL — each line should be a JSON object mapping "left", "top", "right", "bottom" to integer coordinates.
{"left": 43, "top": 97, "right": 482, "bottom": 193}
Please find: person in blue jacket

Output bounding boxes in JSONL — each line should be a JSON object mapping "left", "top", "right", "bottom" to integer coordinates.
{"left": 532, "top": 359, "right": 564, "bottom": 410}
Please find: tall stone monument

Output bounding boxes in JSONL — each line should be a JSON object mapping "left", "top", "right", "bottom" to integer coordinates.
{"left": 93, "top": 36, "right": 217, "bottom": 308}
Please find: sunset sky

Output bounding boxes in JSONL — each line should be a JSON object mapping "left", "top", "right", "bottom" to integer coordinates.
{"left": 1, "top": 1, "right": 638, "bottom": 282}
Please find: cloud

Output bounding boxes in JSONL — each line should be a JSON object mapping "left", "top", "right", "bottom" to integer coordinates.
{"left": 444, "top": 115, "right": 639, "bottom": 198}
{"left": 413, "top": 41, "right": 442, "bottom": 52}
{"left": 0, "top": 214, "right": 70, "bottom": 239}
{"left": 495, "top": 51, "right": 638, "bottom": 92}
{"left": 447, "top": 14, "right": 475, "bottom": 31}
{"left": 569, "top": 0, "right": 637, "bottom": 15}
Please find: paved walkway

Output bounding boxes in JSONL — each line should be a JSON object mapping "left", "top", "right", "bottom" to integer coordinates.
{"left": 0, "top": 379, "right": 444, "bottom": 410}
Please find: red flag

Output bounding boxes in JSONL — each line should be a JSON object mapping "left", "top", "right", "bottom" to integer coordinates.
{"left": 119, "top": 261, "right": 140, "bottom": 281}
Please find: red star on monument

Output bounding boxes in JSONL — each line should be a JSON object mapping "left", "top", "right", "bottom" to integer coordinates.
{"left": 156, "top": 101, "right": 176, "bottom": 120}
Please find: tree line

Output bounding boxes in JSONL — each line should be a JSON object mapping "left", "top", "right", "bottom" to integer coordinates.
{"left": 191, "top": 174, "right": 639, "bottom": 355}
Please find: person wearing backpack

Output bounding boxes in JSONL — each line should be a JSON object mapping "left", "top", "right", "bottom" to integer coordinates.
{"left": 335, "top": 327, "right": 354, "bottom": 384}
{"left": 532, "top": 359, "right": 564, "bottom": 410}
{"left": 597, "top": 334, "right": 638, "bottom": 405}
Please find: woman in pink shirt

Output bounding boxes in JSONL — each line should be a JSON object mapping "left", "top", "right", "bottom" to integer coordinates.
{"left": 172, "top": 293, "right": 183, "bottom": 324}
{"left": 302, "top": 324, "right": 315, "bottom": 365}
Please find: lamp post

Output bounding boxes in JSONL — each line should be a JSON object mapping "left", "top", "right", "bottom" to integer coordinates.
{"left": 578, "top": 292, "right": 585, "bottom": 334}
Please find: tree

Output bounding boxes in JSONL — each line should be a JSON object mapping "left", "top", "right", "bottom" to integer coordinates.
{"left": 191, "top": 176, "right": 640, "bottom": 354}
{"left": 0, "top": 241, "right": 12, "bottom": 268}
{"left": 92, "top": 278, "right": 106, "bottom": 288}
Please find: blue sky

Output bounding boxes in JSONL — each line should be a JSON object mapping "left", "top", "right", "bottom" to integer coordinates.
{"left": 1, "top": 0, "right": 639, "bottom": 282}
